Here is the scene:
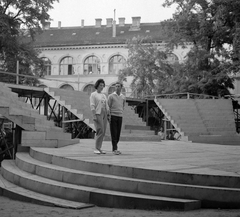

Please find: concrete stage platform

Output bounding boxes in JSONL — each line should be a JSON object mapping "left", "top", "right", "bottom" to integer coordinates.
{"left": 35, "top": 139, "right": 240, "bottom": 178}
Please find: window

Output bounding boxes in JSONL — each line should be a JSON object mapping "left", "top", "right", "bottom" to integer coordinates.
{"left": 84, "top": 56, "right": 100, "bottom": 75}
{"left": 60, "top": 84, "right": 74, "bottom": 91}
{"left": 83, "top": 84, "right": 95, "bottom": 95}
{"left": 166, "top": 53, "right": 179, "bottom": 64}
{"left": 59, "top": 56, "right": 75, "bottom": 75}
{"left": 109, "top": 55, "right": 126, "bottom": 75}
{"left": 108, "top": 83, "right": 126, "bottom": 95}
{"left": 41, "top": 57, "right": 51, "bottom": 76}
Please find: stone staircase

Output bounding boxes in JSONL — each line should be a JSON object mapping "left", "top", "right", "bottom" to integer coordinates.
{"left": 105, "top": 104, "right": 160, "bottom": 141}
{"left": 2, "top": 144, "right": 240, "bottom": 210}
{"left": 44, "top": 87, "right": 159, "bottom": 141}
{"left": 0, "top": 82, "right": 79, "bottom": 148}
{"left": 155, "top": 98, "right": 240, "bottom": 145}
{"left": 0, "top": 148, "right": 200, "bottom": 210}
{"left": 44, "top": 87, "right": 95, "bottom": 131}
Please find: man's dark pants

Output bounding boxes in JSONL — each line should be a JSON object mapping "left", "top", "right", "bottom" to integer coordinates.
{"left": 110, "top": 115, "right": 122, "bottom": 151}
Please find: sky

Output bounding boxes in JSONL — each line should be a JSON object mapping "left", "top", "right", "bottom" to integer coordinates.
{"left": 48, "top": 0, "right": 176, "bottom": 27}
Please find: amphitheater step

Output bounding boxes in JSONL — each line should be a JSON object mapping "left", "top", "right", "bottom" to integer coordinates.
{"left": 4, "top": 152, "right": 236, "bottom": 208}
{"left": 14, "top": 147, "right": 240, "bottom": 209}
{"left": 0, "top": 108, "right": 35, "bottom": 131}
{"left": 1, "top": 160, "right": 201, "bottom": 210}
{"left": 155, "top": 98, "right": 238, "bottom": 144}
{"left": 125, "top": 125, "right": 150, "bottom": 130}
{"left": 104, "top": 134, "right": 160, "bottom": 141}
{"left": 21, "top": 138, "right": 80, "bottom": 148}
{"left": 188, "top": 135, "right": 240, "bottom": 145}
{"left": 45, "top": 87, "right": 93, "bottom": 130}
{"left": 22, "top": 130, "right": 72, "bottom": 141}
{"left": 30, "top": 144, "right": 240, "bottom": 189}
{"left": 121, "top": 129, "right": 156, "bottom": 135}
{"left": 0, "top": 174, "right": 94, "bottom": 209}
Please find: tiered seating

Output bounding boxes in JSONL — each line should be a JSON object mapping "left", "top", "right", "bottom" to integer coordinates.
{"left": 45, "top": 87, "right": 159, "bottom": 141}
{"left": 0, "top": 82, "right": 79, "bottom": 148}
{"left": 155, "top": 98, "right": 240, "bottom": 145}
{"left": 0, "top": 147, "right": 202, "bottom": 210}
{"left": 44, "top": 87, "right": 95, "bottom": 130}
{"left": 105, "top": 104, "right": 160, "bottom": 141}
{"left": 2, "top": 143, "right": 240, "bottom": 209}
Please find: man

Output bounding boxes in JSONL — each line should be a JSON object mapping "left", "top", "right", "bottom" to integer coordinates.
{"left": 108, "top": 82, "right": 125, "bottom": 155}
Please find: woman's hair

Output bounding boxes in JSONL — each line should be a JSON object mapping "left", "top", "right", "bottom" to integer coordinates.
{"left": 94, "top": 79, "right": 105, "bottom": 89}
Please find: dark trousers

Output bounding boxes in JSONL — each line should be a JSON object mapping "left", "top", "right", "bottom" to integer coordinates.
{"left": 110, "top": 115, "right": 122, "bottom": 151}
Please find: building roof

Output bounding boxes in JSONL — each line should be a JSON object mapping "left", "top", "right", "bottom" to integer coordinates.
{"left": 32, "top": 22, "right": 168, "bottom": 47}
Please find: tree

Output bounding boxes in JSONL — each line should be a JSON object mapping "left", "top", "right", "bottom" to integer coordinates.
{"left": 161, "top": 0, "right": 240, "bottom": 96}
{"left": 119, "top": 37, "right": 175, "bottom": 97}
{"left": 0, "top": 0, "right": 58, "bottom": 84}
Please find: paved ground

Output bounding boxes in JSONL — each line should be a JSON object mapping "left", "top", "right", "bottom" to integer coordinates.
{"left": 36, "top": 139, "right": 240, "bottom": 177}
{"left": 1, "top": 195, "right": 240, "bottom": 217}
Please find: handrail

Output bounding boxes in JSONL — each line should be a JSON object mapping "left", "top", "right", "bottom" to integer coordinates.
{"left": 224, "top": 94, "right": 240, "bottom": 99}
{"left": 152, "top": 92, "right": 219, "bottom": 100}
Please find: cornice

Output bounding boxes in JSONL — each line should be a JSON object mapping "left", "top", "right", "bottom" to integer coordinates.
{"left": 35, "top": 41, "right": 176, "bottom": 51}
{"left": 37, "top": 44, "right": 127, "bottom": 51}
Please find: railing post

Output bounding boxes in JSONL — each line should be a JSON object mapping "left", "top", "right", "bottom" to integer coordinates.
{"left": 187, "top": 92, "right": 190, "bottom": 99}
{"left": 44, "top": 95, "right": 50, "bottom": 117}
{"left": 16, "top": 61, "right": 19, "bottom": 85}
{"left": 164, "top": 118, "right": 167, "bottom": 140}
{"left": 62, "top": 106, "right": 65, "bottom": 131}
{"left": 146, "top": 98, "right": 149, "bottom": 126}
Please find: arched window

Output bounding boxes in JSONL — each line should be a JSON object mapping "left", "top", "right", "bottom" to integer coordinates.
{"left": 59, "top": 56, "right": 75, "bottom": 75}
{"left": 166, "top": 53, "right": 179, "bottom": 64}
{"left": 41, "top": 57, "right": 51, "bottom": 76}
{"left": 84, "top": 56, "right": 100, "bottom": 75}
{"left": 83, "top": 84, "right": 95, "bottom": 95}
{"left": 109, "top": 55, "right": 126, "bottom": 75}
{"left": 108, "top": 83, "right": 126, "bottom": 95}
{"left": 60, "top": 84, "right": 74, "bottom": 91}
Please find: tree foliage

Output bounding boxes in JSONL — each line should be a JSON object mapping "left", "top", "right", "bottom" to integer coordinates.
{"left": 0, "top": 0, "right": 58, "bottom": 84}
{"left": 161, "top": 0, "right": 240, "bottom": 96}
{"left": 119, "top": 37, "right": 175, "bottom": 97}
{"left": 120, "top": 0, "right": 240, "bottom": 98}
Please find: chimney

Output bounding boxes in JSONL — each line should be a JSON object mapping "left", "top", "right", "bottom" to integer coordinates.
{"left": 119, "top": 17, "right": 125, "bottom": 26}
{"left": 81, "top": 19, "right": 84, "bottom": 27}
{"left": 58, "top": 21, "right": 61, "bottom": 29}
{"left": 106, "top": 18, "right": 113, "bottom": 27}
{"left": 95, "top": 18, "right": 102, "bottom": 27}
{"left": 130, "top": 16, "right": 141, "bottom": 31}
{"left": 42, "top": 21, "right": 51, "bottom": 30}
{"left": 112, "top": 20, "right": 116, "bottom": 37}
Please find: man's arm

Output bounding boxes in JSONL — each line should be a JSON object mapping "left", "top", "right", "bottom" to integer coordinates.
{"left": 123, "top": 96, "right": 126, "bottom": 109}
{"left": 107, "top": 94, "right": 112, "bottom": 109}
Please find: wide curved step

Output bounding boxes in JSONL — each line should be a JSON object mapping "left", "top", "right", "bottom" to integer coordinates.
{"left": 29, "top": 146, "right": 240, "bottom": 189}
{"left": 15, "top": 152, "right": 240, "bottom": 208}
{"left": 1, "top": 160, "right": 200, "bottom": 210}
{"left": 0, "top": 174, "right": 93, "bottom": 209}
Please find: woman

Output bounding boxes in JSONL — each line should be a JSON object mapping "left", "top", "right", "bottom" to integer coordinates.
{"left": 90, "top": 79, "right": 110, "bottom": 154}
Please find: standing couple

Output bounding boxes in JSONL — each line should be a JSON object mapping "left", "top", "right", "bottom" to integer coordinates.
{"left": 90, "top": 79, "right": 125, "bottom": 155}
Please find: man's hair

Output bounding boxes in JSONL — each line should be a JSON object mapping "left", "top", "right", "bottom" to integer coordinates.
{"left": 115, "top": 81, "right": 123, "bottom": 88}
{"left": 94, "top": 79, "right": 105, "bottom": 89}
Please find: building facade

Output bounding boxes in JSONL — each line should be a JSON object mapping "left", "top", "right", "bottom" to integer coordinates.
{"left": 37, "top": 17, "right": 235, "bottom": 96}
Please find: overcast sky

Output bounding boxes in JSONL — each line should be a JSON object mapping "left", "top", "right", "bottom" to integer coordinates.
{"left": 48, "top": 0, "right": 176, "bottom": 27}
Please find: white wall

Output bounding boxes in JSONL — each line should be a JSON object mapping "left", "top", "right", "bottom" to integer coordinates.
{"left": 38, "top": 43, "right": 191, "bottom": 94}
